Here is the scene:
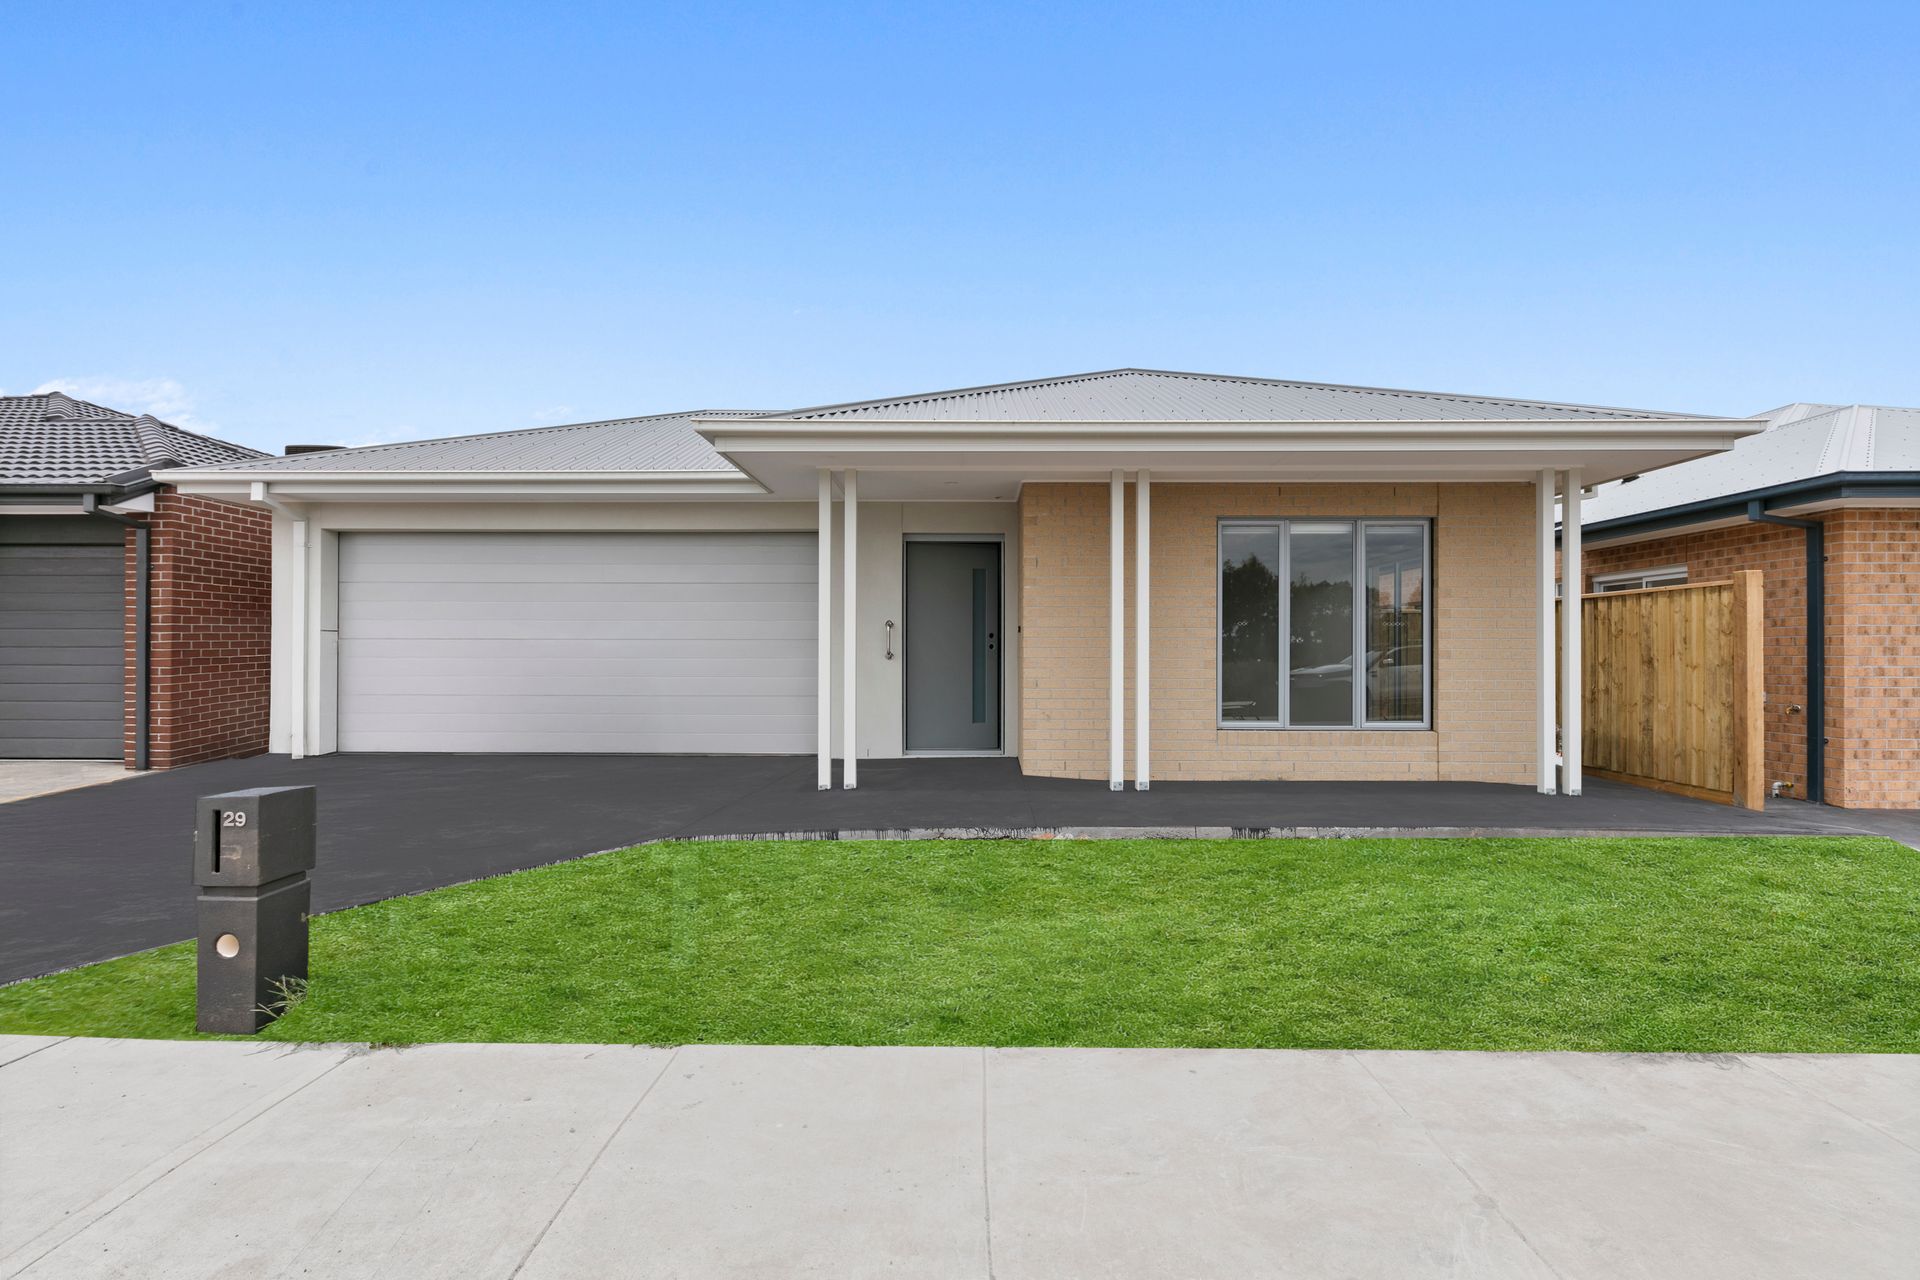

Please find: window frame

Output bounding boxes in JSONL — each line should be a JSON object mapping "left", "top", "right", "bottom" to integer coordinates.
{"left": 1590, "top": 565, "right": 1687, "bottom": 593}
{"left": 1215, "top": 517, "right": 1432, "bottom": 732}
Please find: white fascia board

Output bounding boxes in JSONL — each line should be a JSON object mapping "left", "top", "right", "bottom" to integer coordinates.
{"left": 698, "top": 416, "right": 1756, "bottom": 440}
{"left": 699, "top": 419, "right": 1760, "bottom": 457}
{"left": 164, "top": 470, "right": 767, "bottom": 503}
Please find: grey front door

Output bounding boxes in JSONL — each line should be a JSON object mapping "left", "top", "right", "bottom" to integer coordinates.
{"left": 904, "top": 540, "right": 1001, "bottom": 752}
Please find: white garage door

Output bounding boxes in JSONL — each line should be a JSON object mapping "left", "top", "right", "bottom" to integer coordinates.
{"left": 337, "top": 532, "right": 816, "bottom": 753}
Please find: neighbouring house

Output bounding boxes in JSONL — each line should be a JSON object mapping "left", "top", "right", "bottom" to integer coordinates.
{"left": 1577, "top": 402, "right": 1920, "bottom": 809}
{"left": 165, "top": 369, "right": 1758, "bottom": 793}
{"left": 0, "top": 392, "right": 273, "bottom": 767}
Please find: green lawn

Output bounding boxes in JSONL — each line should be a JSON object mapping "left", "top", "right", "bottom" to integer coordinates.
{"left": 2, "top": 837, "right": 1915, "bottom": 1051}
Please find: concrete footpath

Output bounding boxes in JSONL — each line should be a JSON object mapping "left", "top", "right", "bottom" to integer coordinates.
{"left": 2, "top": 1038, "right": 1914, "bottom": 1279}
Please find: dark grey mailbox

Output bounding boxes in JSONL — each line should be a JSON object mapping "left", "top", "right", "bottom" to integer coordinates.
{"left": 194, "top": 786, "right": 316, "bottom": 1034}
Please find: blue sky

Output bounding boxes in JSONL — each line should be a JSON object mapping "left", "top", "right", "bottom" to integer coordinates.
{"left": 5, "top": 1, "right": 1916, "bottom": 451}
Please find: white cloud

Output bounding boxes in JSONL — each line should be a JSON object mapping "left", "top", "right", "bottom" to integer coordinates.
{"left": 331, "top": 424, "right": 428, "bottom": 448}
{"left": 531, "top": 404, "right": 575, "bottom": 423}
{"left": 32, "top": 376, "right": 216, "bottom": 433}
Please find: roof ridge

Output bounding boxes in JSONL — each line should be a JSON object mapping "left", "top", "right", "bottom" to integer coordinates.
{"left": 743, "top": 369, "right": 1140, "bottom": 421}
{"left": 134, "top": 414, "right": 270, "bottom": 460}
{"left": 1852, "top": 405, "right": 1876, "bottom": 471}
{"left": 3, "top": 391, "right": 133, "bottom": 421}
{"left": 750, "top": 366, "right": 1723, "bottom": 421}
{"left": 1113, "top": 367, "right": 1718, "bottom": 419}
{"left": 130, "top": 414, "right": 181, "bottom": 466}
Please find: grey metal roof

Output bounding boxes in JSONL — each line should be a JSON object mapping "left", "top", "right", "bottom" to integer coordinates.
{"left": 194, "top": 410, "right": 768, "bottom": 474}
{"left": 164, "top": 368, "right": 1741, "bottom": 485}
{"left": 746, "top": 368, "right": 1717, "bottom": 423}
{"left": 1582, "top": 402, "right": 1920, "bottom": 526}
{"left": 0, "top": 392, "right": 268, "bottom": 486}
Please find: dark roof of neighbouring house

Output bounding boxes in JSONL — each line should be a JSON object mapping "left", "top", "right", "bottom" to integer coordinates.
{"left": 0, "top": 391, "right": 269, "bottom": 487}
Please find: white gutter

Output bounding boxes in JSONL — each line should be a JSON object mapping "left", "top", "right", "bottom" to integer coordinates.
{"left": 179, "top": 468, "right": 757, "bottom": 483}
{"left": 698, "top": 417, "right": 1759, "bottom": 443}
{"left": 165, "top": 469, "right": 768, "bottom": 503}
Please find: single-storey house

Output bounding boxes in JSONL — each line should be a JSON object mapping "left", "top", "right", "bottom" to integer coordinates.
{"left": 0, "top": 392, "right": 272, "bottom": 767}
{"left": 1577, "top": 401, "right": 1920, "bottom": 809}
{"left": 166, "top": 369, "right": 1758, "bottom": 793}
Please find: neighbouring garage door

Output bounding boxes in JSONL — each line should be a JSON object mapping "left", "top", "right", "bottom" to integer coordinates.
{"left": 0, "top": 531, "right": 125, "bottom": 759}
{"left": 337, "top": 532, "right": 817, "bottom": 753}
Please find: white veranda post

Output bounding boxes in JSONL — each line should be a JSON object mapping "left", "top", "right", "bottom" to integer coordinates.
{"left": 1108, "top": 470, "right": 1125, "bottom": 791}
{"left": 1560, "top": 469, "right": 1583, "bottom": 796}
{"left": 842, "top": 469, "right": 859, "bottom": 789}
{"left": 817, "top": 469, "right": 833, "bottom": 790}
{"left": 1134, "top": 470, "right": 1151, "bottom": 790}
{"left": 1536, "top": 469, "right": 1557, "bottom": 794}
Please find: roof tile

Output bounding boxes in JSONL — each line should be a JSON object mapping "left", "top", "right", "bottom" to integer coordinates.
{"left": 0, "top": 394, "right": 267, "bottom": 486}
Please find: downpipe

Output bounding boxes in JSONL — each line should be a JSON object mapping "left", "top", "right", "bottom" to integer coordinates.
{"left": 1746, "top": 500, "right": 1824, "bottom": 805}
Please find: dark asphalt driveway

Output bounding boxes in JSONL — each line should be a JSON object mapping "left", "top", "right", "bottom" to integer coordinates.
{"left": 3, "top": 754, "right": 1908, "bottom": 983}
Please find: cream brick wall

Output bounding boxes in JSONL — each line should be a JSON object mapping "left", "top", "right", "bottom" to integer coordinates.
{"left": 1018, "top": 482, "right": 1539, "bottom": 783}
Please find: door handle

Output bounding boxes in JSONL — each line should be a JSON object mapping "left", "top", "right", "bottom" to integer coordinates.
{"left": 885, "top": 619, "right": 895, "bottom": 661}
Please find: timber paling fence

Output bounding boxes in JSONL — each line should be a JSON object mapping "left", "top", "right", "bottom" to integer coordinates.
{"left": 1560, "top": 570, "right": 1765, "bottom": 810}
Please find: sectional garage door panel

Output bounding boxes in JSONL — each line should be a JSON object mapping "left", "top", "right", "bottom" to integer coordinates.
{"left": 0, "top": 544, "right": 124, "bottom": 758}
{"left": 336, "top": 532, "right": 817, "bottom": 753}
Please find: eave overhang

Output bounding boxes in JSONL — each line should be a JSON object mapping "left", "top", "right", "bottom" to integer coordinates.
{"left": 0, "top": 476, "right": 160, "bottom": 508}
{"left": 1579, "top": 471, "right": 1920, "bottom": 547}
{"left": 695, "top": 416, "right": 1763, "bottom": 498}
{"left": 162, "top": 469, "right": 769, "bottom": 504}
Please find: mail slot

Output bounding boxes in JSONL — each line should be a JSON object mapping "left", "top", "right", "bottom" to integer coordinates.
{"left": 194, "top": 787, "right": 316, "bottom": 888}
{"left": 194, "top": 786, "right": 317, "bottom": 1034}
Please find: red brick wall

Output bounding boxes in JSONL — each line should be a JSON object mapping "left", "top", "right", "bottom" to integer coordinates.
{"left": 122, "top": 491, "right": 273, "bottom": 768}
{"left": 1578, "top": 509, "right": 1920, "bottom": 810}
{"left": 1580, "top": 522, "right": 1815, "bottom": 800}
{"left": 1824, "top": 509, "right": 1920, "bottom": 809}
